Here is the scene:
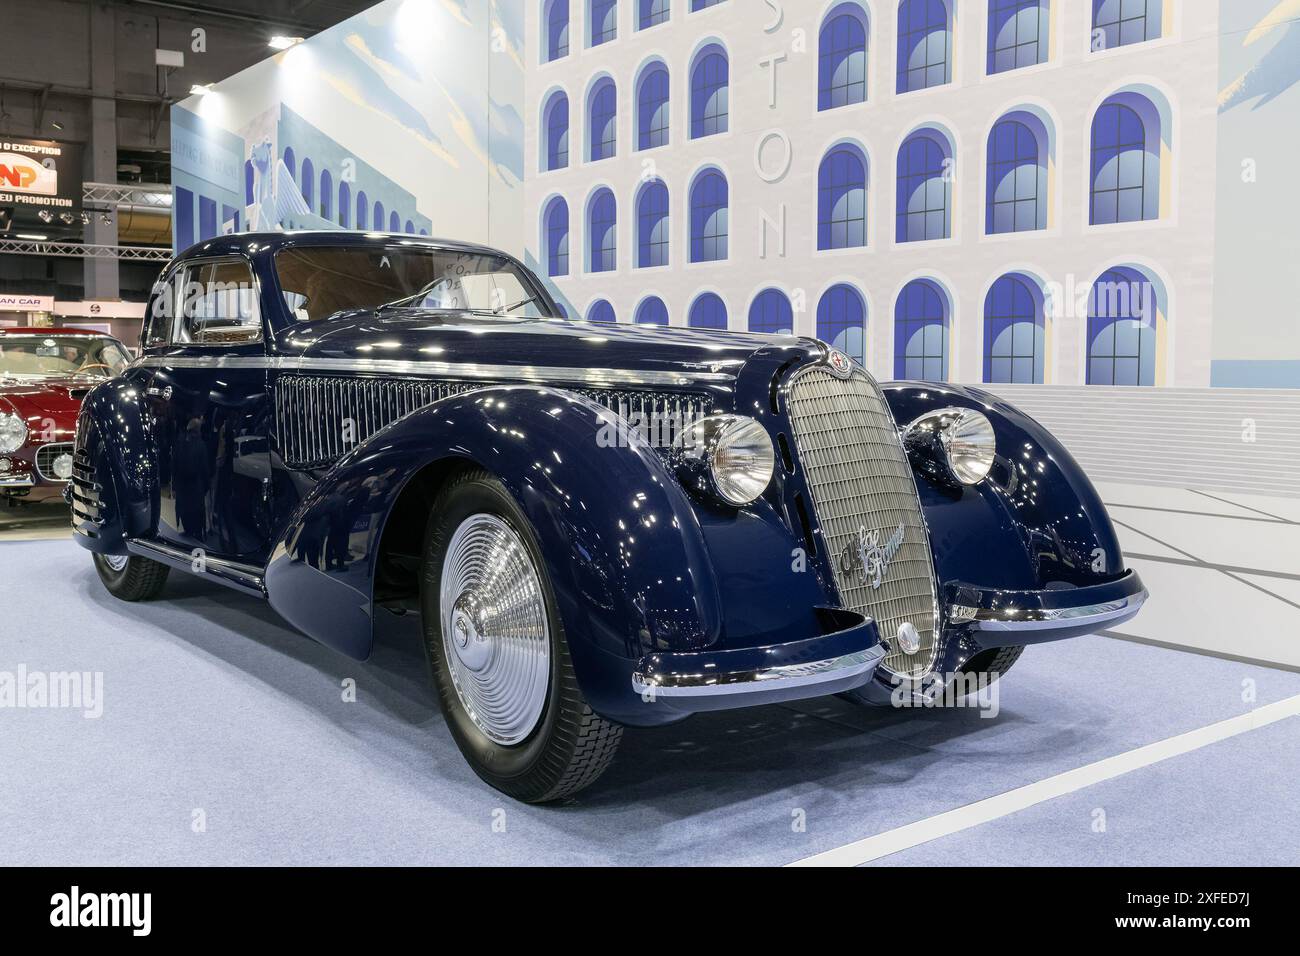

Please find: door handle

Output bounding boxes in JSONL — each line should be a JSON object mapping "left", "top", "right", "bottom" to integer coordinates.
{"left": 146, "top": 385, "right": 173, "bottom": 400}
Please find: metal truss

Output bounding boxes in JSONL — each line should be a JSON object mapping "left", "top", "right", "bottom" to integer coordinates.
{"left": 82, "top": 182, "right": 173, "bottom": 210}
{"left": 0, "top": 237, "right": 171, "bottom": 261}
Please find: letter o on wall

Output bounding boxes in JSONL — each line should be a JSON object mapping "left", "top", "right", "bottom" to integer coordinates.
{"left": 754, "top": 129, "right": 793, "bottom": 183}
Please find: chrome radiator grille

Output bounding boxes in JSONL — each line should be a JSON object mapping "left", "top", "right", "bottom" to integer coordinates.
{"left": 785, "top": 366, "right": 939, "bottom": 679}
{"left": 275, "top": 375, "right": 710, "bottom": 469}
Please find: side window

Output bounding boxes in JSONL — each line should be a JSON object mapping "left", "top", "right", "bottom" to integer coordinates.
{"left": 143, "top": 270, "right": 180, "bottom": 348}
{"left": 176, "top": 260, "right": 262, "bottom": 345}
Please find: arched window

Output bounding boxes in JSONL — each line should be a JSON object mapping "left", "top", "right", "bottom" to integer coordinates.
{"left": 984, "top": 274, "right": 1045, "bottom": 383}
{"left": 543, "top": 92, "right": 569, "bottom": 171}
{"left": 339, "top": 181, "right": 351, "bottom": 228}
{"left": 356, "top": 190, "right": 368, "bottom": 230}
{"left": 691, "top": 0, "right": 724, "bottom": 8}
{"left": 283, "top": 147, "right": 296, "bottom": 181}
{"left": 390, "top": 211, "right": 401, "bottom": 232}
{"left": 894, "top": 279, "right": 949, "bottom": 381}
{"left": 555, "top": 303, "right": 570, "bottom": 318}
{"left": 1090, "top": 95, "right": 1159, "bottom": 224}
{"left": 748, "top": 288, "right": 793, "bottom": 335}
{"left": 636, "top": 64, "right": 670, "bottom": 150}
{"left": 590, "top": 0, "right": 617, "bottom": 46}
{"left": 987, "top": 117, "right": 1046, "bottom": 234}
{"left": 588, "top": 188, "right": 617, "bottom": 272}
{"left": 636, "top": 296, "right": 669, "bottom": 325}
{"left": 588, "top": 78, "right": 617, "bottom": 161}
{"left": 896, "top": 131, "right": 951, "bottom": 242}
{"left": 405, "top": 219, "right": 415, "bottom": 234}
{"left": 301, "top": 157, "right": 315, "bottom": 210}
{"left": 988, "top": 0, "right": 1049, "bottom": 74}
{"left": 320, "top": 168, "right": 333, "bottom": 220}
{"left": 897, "top": 0, "right": 952, "bottom": 93}
{"left": 545, "top": 0, "right": 570, "bottom": 61}
{"left": 690, "top": 44, "right": 729, "bottom": 139}
{"left": 1088, "top": 266, "right": 1158, "bottom": 386}
{"left": 689, "top": 169, "right": 728, "bottom": 262}
{"left": 543, "top": 197, "right": 569, "bottom": 276}
{"left": 817, "top": 284, "right": 867, "bottom": 365}
{"left": 588, "top": 299, "right": 616, "bottom": 323}
{"left": 818, "top": 144, "right": 868, "bottom": 250}
{"left": 639, "top": 0, "right": 669, "bottom": 29}
{"left": 1092, "top": 0, "right": 1161, "bottom": 51}
{"left": 689, "top": 292, "right": 728, "bottom": 329}
{"left": 637, "top": 180, "right": 669, "bottom": 268}
{"left": 244, "top": 161, "right": 255, "bottom": 205}
{"left": 374, "top": 201, "right": 385, "bottom": 232}
{"left": 818, "top": 3, "right": 868, "bottom": 110}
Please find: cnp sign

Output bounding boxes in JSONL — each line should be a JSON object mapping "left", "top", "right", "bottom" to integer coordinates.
{"left": 0, "top": 139, "right": 82, "bottom": 228}
{"left": 0, "top": 152, "right": 58, "bottom": 195}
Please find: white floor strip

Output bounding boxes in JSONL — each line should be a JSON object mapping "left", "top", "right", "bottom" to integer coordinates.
{"left": 789, "top": 693, "right": 1300, "bottom": 867}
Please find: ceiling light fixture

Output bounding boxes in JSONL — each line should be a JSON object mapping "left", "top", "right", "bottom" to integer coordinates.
{"left": 268, "top": 36, "right": 305, "bottom": 50}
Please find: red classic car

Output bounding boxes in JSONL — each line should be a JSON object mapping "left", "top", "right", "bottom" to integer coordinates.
{"left": 0, "top": 328, "right": 131, "bottom": 504}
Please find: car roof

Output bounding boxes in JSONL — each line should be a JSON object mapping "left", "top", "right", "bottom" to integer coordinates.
{"left": 175, "top": 230, "right": 511, "bottom": 263}
{"left": 0, "top": 327, "right": 113, "bottom": 337}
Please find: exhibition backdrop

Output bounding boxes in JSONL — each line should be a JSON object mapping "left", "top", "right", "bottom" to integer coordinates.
{"left": 171, "top": 2, "right": 1299, "bottom": 408}
{"left": 171, "top": 0, "right": 524, "bottom": 255}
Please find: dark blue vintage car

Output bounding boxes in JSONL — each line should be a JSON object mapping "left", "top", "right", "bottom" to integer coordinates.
{"left": 72, "top": 232, "right": 1146, "bottom": 802}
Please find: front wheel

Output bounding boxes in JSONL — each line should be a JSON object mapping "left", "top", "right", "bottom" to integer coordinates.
{"left": 420, "top": 469, "right": 622, "bottom": 803}
{"left": 93, "top": 552, "right": 170, "bottom": 601}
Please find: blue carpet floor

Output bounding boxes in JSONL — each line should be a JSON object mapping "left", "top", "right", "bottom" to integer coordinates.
{"left": 2, "top": 538, "right": 1297, "bottom": 865}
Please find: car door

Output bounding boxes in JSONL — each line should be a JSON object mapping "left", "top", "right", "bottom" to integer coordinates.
{"left": 143, "top": 256, "right": 274, "bottom": 565}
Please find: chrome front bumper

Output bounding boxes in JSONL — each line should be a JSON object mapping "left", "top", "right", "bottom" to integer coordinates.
{"left": 631, "top": 608, "right": 887, "bottom": 714}
{"left": 948, "top": 569, "right": 1148, "bottom": 648}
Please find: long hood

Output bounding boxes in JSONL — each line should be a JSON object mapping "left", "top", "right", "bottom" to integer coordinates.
{"left": 276, "top": 309, "right": 817, "bottom": 388}
{"left": 0, "top": 376, "right": 91, "bottom": 420}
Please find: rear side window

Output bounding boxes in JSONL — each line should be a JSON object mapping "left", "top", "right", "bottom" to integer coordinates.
{"left": 175, "top": 259, "right": 262, "bottom": 345}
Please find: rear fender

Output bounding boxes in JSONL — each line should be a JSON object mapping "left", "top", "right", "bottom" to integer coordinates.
{"left": 264, "top": 385, "right": 722, "bottom": 721}
{"left": 73, "top": 377, "right": 158, "bottom": 553}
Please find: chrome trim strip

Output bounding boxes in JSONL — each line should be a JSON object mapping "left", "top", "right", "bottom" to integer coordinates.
{"left": 965, "top": 590, "right": 1149, "bottom": 631}
{"left": 129, "top": 355, "right": 732, "bottom": 387}
{"left": 0, "top": 476, "right": 34, "bottom": 488}
{"left": 631, "top": 642, "right": 886, "bottom": 699}
{"left": 126, "top": 538, "right": 266, "bottom": 595}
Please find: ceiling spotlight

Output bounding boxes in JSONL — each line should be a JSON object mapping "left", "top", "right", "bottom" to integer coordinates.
{"left": 59, "top": 212, "right": 74, "bottom": 224}
{"left": 38, "top": 209, "right": 53, "bottom": 223}
{"left": 100, "top": 213, "right": 113, "bottom": 225}
{"left": 79, "top": 212, "right": 90, "bottom": 226}
{"left": 51, "top": 120, "right": 64, "bottom": 131}
{"left": 189, "top": 83, "right": 213, "bottom": 96}
{"left": 268, "top": 36, "right": 305, "bottom": 50}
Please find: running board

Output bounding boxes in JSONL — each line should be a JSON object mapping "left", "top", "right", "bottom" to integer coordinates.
{"left": 125, "top": 538, "right": 267, "bottom": 599}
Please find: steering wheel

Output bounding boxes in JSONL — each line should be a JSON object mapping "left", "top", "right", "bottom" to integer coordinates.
{"left": 76, "top": 362, "right": 116, "bottom": 376}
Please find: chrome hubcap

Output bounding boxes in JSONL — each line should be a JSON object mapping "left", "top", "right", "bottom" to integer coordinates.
{"left": 103, "top": 554, "right": 129, "bottom": 572}
{"left": 440, "top": 514, "right": 550, "bottom": 745}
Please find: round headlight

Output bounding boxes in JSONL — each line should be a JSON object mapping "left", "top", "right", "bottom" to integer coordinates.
{"left": 677, "top": 415, "right": 775, "bottom": 507}
{"left": 0, "top": 412, "right": 28, "bottom": 454}
{"left": 903, "top": 407, "right": 996, "bottom": 486}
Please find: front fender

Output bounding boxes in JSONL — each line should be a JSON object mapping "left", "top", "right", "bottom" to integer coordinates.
{"left": 881, "top": 382, "right": 1126, "bottom": 593}
{"left": 264, "top": 385, "right": 722, "bottom": 722}
{"left": 73, "top": 377, "right": 158, "bottom": 553}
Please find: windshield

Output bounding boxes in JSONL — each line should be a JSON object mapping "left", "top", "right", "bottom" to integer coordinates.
{"left": 274, "top": 246, "right": 556, "bottom": 323}
{"left": 0, "top": 335, "right": 130, "bottom": 379}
